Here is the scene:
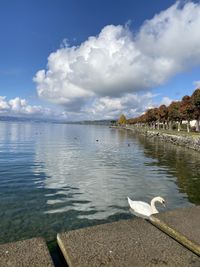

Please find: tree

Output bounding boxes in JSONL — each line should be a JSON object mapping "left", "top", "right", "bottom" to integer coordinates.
{"left": 191, "top": 88, "right": 200, "bottom": 131}
{"left": 139, "top": 114, "right": 147, "bottom": 126}
{"left": 168, "top": 101, "right": 181, "bottom": 131}
{"left": 180, "top": 96, "right": 194, "bottom": 132}
{"left": 145, "top": 108, "right": 158, "bottom": 129}
{"left": 118, "top": 114, "right": 127, "bottom": 125}
{"left": 158, "top": 105, "right": 168, "bottom": 129}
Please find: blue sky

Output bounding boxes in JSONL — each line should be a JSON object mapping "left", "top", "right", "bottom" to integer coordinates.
{"left": 0, "top": 0, "right": 200, "bottom": 120}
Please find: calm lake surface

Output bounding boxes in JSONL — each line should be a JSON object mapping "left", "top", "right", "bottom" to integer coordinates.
{"left": 0, "top": 121, "right": 200, "bottom": 247}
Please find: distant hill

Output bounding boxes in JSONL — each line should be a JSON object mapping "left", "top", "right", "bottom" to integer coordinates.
{"left": 0, "top": 116, "right": 58, "bottom": 123}
{"left": 66, "top": 119, "right": 116, "bottom": 125}
{"left": 0, "top": 116, "right": 117, "bottom": 125}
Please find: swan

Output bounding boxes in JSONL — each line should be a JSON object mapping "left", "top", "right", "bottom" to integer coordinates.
{"left": 127, "top": 196, "right": 166, "bottom": 218}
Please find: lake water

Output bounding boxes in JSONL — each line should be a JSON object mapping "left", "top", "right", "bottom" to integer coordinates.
{"left": 0, "top": 121, "right": 200, "bottom": 262}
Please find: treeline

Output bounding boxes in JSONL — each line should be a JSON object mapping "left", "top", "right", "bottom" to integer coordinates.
{"left": 119, "top": 88, "right": 200, "bottom": 132}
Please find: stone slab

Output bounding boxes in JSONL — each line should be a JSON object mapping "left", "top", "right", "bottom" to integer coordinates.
{"left": 0, "top": 237, "right": 54, "bottom": 267}
{"left": 57, "top": 218, "right": 200, "bottom": 267}
{"left": 154, "top": 206, "right": 200, "bottom": 246}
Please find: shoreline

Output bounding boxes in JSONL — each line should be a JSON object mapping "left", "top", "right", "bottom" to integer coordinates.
{"left": 112, "top": 125, "right": 200, "bottom": 152}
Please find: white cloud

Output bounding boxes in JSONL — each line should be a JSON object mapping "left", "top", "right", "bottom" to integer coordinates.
{"left": 67, "top": 92, "right": 155, "bottom": 121}
{"left": 160, "top": 96, "right": 173, "bottom": 106}
{"left": 0, "top": 96, "right": 10, "bottom": 112}
{"left": 193, "top": 80, "right": 200, "bottom": 88}
{"left": 0, "top": 96, "right": 60, "bottom": 118}
{"left": 34, "top": 1, "right": 200, "bottom": 119}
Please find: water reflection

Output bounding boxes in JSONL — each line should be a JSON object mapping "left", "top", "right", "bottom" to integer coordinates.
{"left": 34, "top": 124, "right": 195, "bottom": 220}
{"left": 0, "top": 122, "right": 200, "bottom": 246}
{"left": 34, "top": 125, "right": 133, "bottom": 219}
{"left": 132, "top": 131, "right": 200, "bottom": 205}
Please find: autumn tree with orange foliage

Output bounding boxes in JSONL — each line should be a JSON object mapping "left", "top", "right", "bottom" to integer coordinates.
{"left": 158, "top": 105, "right": 168, "bottom": 129}
{"left": 179, "top": 96, "right": 194, "bottom": 132}
{"left": 118, "top": 88, "right": 200, "bottom": 132}
{"left": 191, "top": 88, "right": 200, "bottom": 132}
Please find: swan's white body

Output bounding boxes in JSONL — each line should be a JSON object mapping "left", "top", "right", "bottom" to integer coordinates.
{"left": 127, "top": 196, "right": 165, "bottom": 218}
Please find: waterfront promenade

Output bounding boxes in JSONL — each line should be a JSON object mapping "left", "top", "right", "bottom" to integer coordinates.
{"left": 0, "top": 206, "right": 200, "bottom": 266}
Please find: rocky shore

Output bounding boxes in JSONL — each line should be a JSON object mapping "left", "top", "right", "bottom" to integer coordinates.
{"left": 123, "top": 126, "right": 200, "bottom": 152}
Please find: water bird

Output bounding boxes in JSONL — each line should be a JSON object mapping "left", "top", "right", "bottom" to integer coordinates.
{"left": 96, "top": 139, "right": 99, "bottom": 142}
{"left": 127, "top": 196, "right": 165, "bottom": 218}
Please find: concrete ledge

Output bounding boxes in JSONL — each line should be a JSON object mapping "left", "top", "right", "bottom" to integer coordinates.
{"left": 151, "top": 206, "right": 200, "bottom": 256}
{"left": 57, "top": 218, "right": 200, "bottom": 267}
{"left": 0, "top": 237, "right": 54, "bottom": 267}
{"left": 155, "top": 206, "right": 200, "bottom": 245}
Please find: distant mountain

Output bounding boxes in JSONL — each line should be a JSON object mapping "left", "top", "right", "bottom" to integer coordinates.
{"left": 66, "top": 119, "right": 117, "bottom": 125}
{"left": 0, "top": 115, "right": 59, "bottom": 123}
{"left": 0, "top": 116, "right": 117, "bottom": 125}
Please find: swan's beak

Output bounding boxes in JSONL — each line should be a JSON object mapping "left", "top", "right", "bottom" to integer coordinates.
{"left": 162, "top": 201, "right": 166, "bottom": 207}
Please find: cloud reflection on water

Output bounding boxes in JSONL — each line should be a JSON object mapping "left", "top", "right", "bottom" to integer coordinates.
{"left": 33, "top": 124, "right": 192, "bottom": 219}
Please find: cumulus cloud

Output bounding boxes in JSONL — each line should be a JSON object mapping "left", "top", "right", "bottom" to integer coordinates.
{"left": 0, "top": 96, "right": 57, "bottom": 118}
{"left": 193, "top": 80, "right": 200, "bottom": 88}
{"left": 160, "top": 96, "right": 173, "bottom": 106}
{"left": 82, "top": 93, "right": 154, "bottom": 119}
{"left": 0, "top": 96, "right": 10, "bottom": 112}
{"left": 34, "top": 1, "right": 200, "bottom": 119}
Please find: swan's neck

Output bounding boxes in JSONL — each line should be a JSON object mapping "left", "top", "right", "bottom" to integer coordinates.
{"left": 150, "top": 198, "right": 159, "bottom": 213}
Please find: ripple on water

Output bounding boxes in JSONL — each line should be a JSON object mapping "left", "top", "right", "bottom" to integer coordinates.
{"left": 0, "top": 123, "right": 199, "bottom": 246}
